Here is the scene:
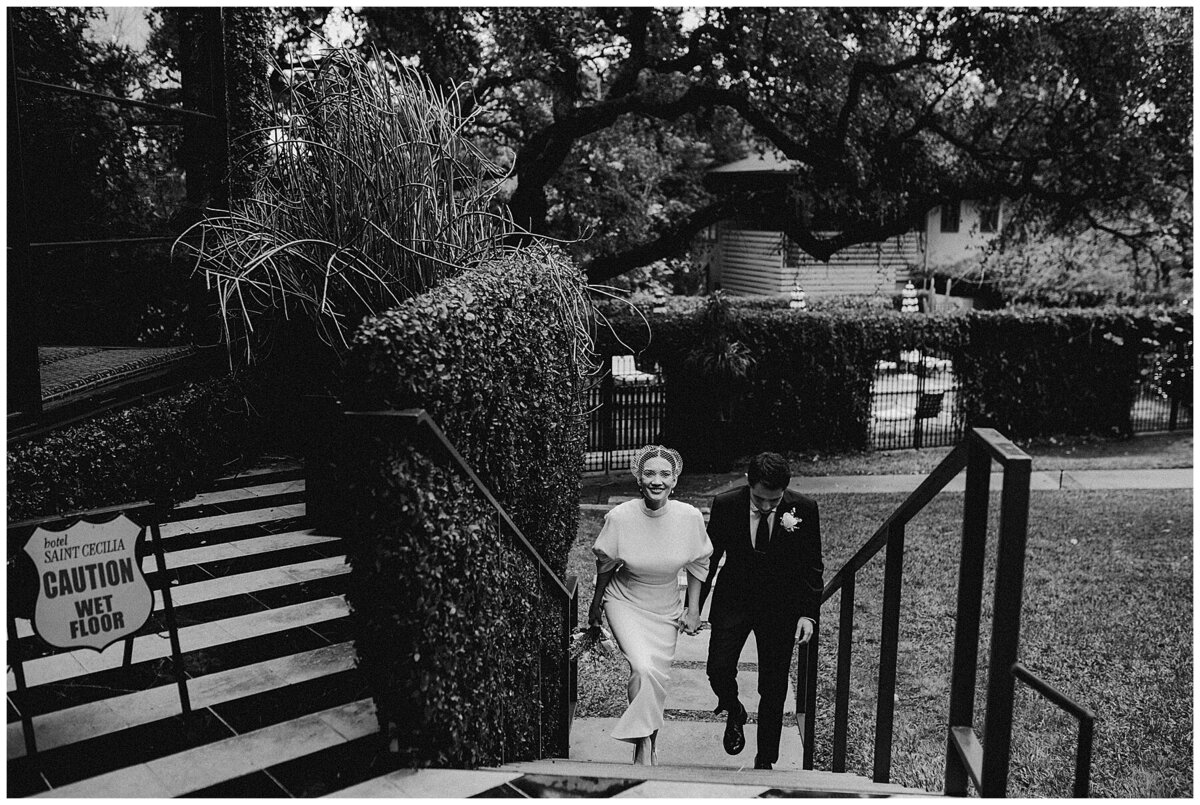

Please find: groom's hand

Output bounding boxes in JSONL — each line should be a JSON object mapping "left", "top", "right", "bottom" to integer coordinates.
{"left": 795, "top": 617, "right": 815, "bottom": 644}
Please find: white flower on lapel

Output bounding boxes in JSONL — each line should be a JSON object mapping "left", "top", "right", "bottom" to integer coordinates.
{"left": 780, "top": 510, "right": 802, "bottom": 532}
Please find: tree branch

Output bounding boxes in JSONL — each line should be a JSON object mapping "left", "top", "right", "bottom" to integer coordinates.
{"left": 582, "top": 196, "right": 741, "bottom": 283}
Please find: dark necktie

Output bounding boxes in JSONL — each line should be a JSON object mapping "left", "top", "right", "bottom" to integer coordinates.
{"left": 755, "top": 511, "right": 771, "bottom": 553}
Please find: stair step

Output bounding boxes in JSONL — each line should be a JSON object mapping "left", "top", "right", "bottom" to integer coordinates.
{"left": 664, "top": 667, "right": 791, "bottom": 715}
{"left": 498, "top": 759, "right": 931, "bottom": 796}
{"left": 210, "top": 462, "right": 304, "bottom": 492}
{"left": 328, "top": 766, "right": 526, "bottom": 799}
{"left": 160, "top": 503, "right": 307, "bottom": 538}
{"left": 31, "top": 698, "right": 376, "bottom": 798}
{"left": 569, "top": 717, "right": 806, "bottom": 771}
{"left": 9, "top": 596, "right": 349, "bottom": 691}
{"left": 8, "top": 641, "right": 356, "bottom": 760}
{"left": 168, "top": 479, "right": 307, "bottom": 520}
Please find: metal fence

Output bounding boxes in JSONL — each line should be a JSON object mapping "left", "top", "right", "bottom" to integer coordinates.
{"left": 1132, "top": 346, "right": 1193, "bottom": 433}
{"left": 584, "top": 360, "right": 666, "bottom": 473}
{"left": 869, "top": 349, "right": 965, "bottom": 450}
{"left": 584, "top": 350, "right": 1190, "bottom": 472}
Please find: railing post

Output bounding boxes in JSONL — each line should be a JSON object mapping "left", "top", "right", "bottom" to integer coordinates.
{"left": 562, "top": 577, "right": 578, "bottom": 756}
{"left": 1074, "top": 713, "right": 1095, "bottom": 798}
{"left": 832, "top": 576, "right": 855, "bottom": 772}
{"left": 802, "top": 620, "right": 819, "bottom": 770}
{"left": 980, "top": 455, "right": 1032, "bottom": 797}
{"left": 944, "top": 433, "right": 993, "bottom": 796}
{"left": 873, "top": 523, "right": 905, "bottom": 784}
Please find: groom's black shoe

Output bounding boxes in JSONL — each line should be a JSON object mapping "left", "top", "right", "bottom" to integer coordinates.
{"left": 722, "top": 701, "right": 748, "bottom": 755}
{"left": 754, "top": 758, "right": 773, "bottom": 770}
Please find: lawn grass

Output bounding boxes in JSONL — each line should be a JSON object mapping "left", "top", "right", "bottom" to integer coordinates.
{"left": 568, "top": 489, "right": 1192, "bottom": 796}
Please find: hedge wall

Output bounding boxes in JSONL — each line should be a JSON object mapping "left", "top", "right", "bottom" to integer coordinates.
{"left": 345, "top": 249, "right": 587, "bottom": 574}
{"left": 340, "top": 248, "right": 587, "bottom": 764}
{"left": 955, "top": 308, "right": 1190, "bottom": 438}
{"left": 341, "top": 446, "right": 556, "bottom": 767}
{"left": 7, "top": 376, "right": 251, "bottom": 522}
{"left": 598, "top": 302, "right": 1190, "bottom": 469}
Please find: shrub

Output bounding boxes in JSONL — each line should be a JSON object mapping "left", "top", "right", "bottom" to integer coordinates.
{"left": 346, "top": 246, "right": 589, "bottom": 573}
{"left": 7, "top": 376, "right": 251, "bottom": 521}
{"left": 598, "top": 304, "right": 1190, "bottom": 469}
{"left": 342, "top": 446, "right": 557, "bottom": 767}
{"left": 956, "top": 308, "right": 1190, "bottom": 438}
{"left": 339, "top": 247, "right": 588, "bottom": 764}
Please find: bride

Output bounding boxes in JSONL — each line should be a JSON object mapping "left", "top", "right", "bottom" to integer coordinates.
{"left": 587, "top": 444, "right": 712, "bottom": 765}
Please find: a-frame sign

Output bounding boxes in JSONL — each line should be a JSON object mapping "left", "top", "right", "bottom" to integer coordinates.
{"left": 7, "top": 501, "right": 190, "bottom": 757}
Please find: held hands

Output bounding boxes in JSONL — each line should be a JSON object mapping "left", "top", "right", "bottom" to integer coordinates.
{"left": 677, "top": 609, "right": 702, "bottom": 636}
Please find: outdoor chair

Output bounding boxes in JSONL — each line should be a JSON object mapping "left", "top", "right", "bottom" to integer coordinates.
{"left": 611, "top": 354, "right": 658, "bottom": 385}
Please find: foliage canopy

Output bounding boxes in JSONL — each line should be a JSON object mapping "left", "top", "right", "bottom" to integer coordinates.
{"left": 278, "top": 7, "right": 1192, "bottom": 285}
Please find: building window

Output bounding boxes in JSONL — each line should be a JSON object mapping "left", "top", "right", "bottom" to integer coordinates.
{"left": 979, "top": 201, "right": 1000, "bottom": 233}
{"left": 940, "top": 202, "right": 960, "bottom": 233}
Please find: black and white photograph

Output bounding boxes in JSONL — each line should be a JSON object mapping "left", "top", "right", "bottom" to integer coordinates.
{"left": 6, "top": 5, "right": 1192, "bottom": 798}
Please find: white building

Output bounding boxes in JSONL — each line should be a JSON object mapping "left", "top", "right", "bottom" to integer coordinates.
{"left": 704, "top": 156, "right": 1001, "bottom": 302}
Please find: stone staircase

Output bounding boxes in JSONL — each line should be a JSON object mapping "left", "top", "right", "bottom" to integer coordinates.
{"left": 6, "top": 461, "right": 401, "bottom": 797}
{"left": 7, "top": 474, "right": 931, "bottom": 797}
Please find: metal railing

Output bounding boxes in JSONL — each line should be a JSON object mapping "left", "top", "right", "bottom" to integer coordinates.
{"left": 1009, "top": 663, "right": 1096, "bottom": 798}
{"left": 340, "top": 408, "right": 580, "bottom": 759}
{"left": 797, "top": 427, "right": 1095, "bottom": 796}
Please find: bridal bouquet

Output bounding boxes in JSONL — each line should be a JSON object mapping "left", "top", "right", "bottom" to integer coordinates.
{"left": 569, "top": 624, "right": 617, "bottom": 662}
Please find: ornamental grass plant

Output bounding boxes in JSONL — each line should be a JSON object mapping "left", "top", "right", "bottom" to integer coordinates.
{"left": 177, "top": 46, "right": 528, "bottom": 361}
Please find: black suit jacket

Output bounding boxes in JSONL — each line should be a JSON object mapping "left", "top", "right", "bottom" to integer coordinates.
{"left": 700, "top": 486, "right": 824, "bottom": 624}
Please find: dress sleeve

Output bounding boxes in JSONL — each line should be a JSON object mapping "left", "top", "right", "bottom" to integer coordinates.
{"left": 683, "top": 508, "right": 713, "bottom": 579}
{"left": 592, "top": 511, "right": 623, "bottom": 573}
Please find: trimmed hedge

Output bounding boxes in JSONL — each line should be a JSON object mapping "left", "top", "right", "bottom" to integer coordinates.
{"left": 7, "top": 376, "right": 251, "bottom": 522}
{"left": 340, "top": 249, "right": 587, "bottom": 764}
{"left": 598, "top": 304, "right": 1191, "bottom": 469}
{"left": 955, "top": 308, "right": 1189, "bottom": 438}
{"left": 342, "top": 447, "right": 551, "bottom": 767}
{"left": 346, "top": 250, "right": 587, "bottom": 574}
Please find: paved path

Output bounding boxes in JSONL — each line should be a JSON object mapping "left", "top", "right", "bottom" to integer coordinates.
{"left": 704, "top": 467, "right": 1192, "bottom": 496}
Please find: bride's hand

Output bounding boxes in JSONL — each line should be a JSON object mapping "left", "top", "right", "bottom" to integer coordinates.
{"left": 678, "top": 609, "right": 701, "bottom": 635}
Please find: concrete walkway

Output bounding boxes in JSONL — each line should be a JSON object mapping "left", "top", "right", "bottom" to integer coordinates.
{"left": 708, "top": 466, "right": 1192, "bottom": 496}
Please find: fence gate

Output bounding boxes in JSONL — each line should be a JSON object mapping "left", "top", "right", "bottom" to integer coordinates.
{"left": 870, "top": 347, "right": 965, "bottom": 450}
{"left": 585, "top": 358, "right": 666, "bottom": 473}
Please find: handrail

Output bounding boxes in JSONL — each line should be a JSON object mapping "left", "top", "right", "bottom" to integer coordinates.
{"left": 800, "top": 427, "right": 1088, "bottom": 797}
{"left": 344, "top": 409, "right": 571, "bottom": 596}
{"left": 1011, "top": 663, "right": 1096, "bottom": 798}
{"left": 821, "top": 440, "right": 968, "bottom": 603}
{"left": 16, "top": 75, "right": 218, "bottom": 121}
{"left": 821, "top": 427, "right": 1030, "bottom": 604}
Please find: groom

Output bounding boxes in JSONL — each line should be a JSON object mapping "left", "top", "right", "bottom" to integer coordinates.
{"left": 699, "top": 452, "right": 824, "bottom": 770}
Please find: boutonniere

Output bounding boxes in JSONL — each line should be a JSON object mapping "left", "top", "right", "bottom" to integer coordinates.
{"left": 780, "top": 510, "right": 802, "bottom": 532}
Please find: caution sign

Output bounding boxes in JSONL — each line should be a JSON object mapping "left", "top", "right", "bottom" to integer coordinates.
{"left": 23, "top": 515, "right": 152, "bottom": 651}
